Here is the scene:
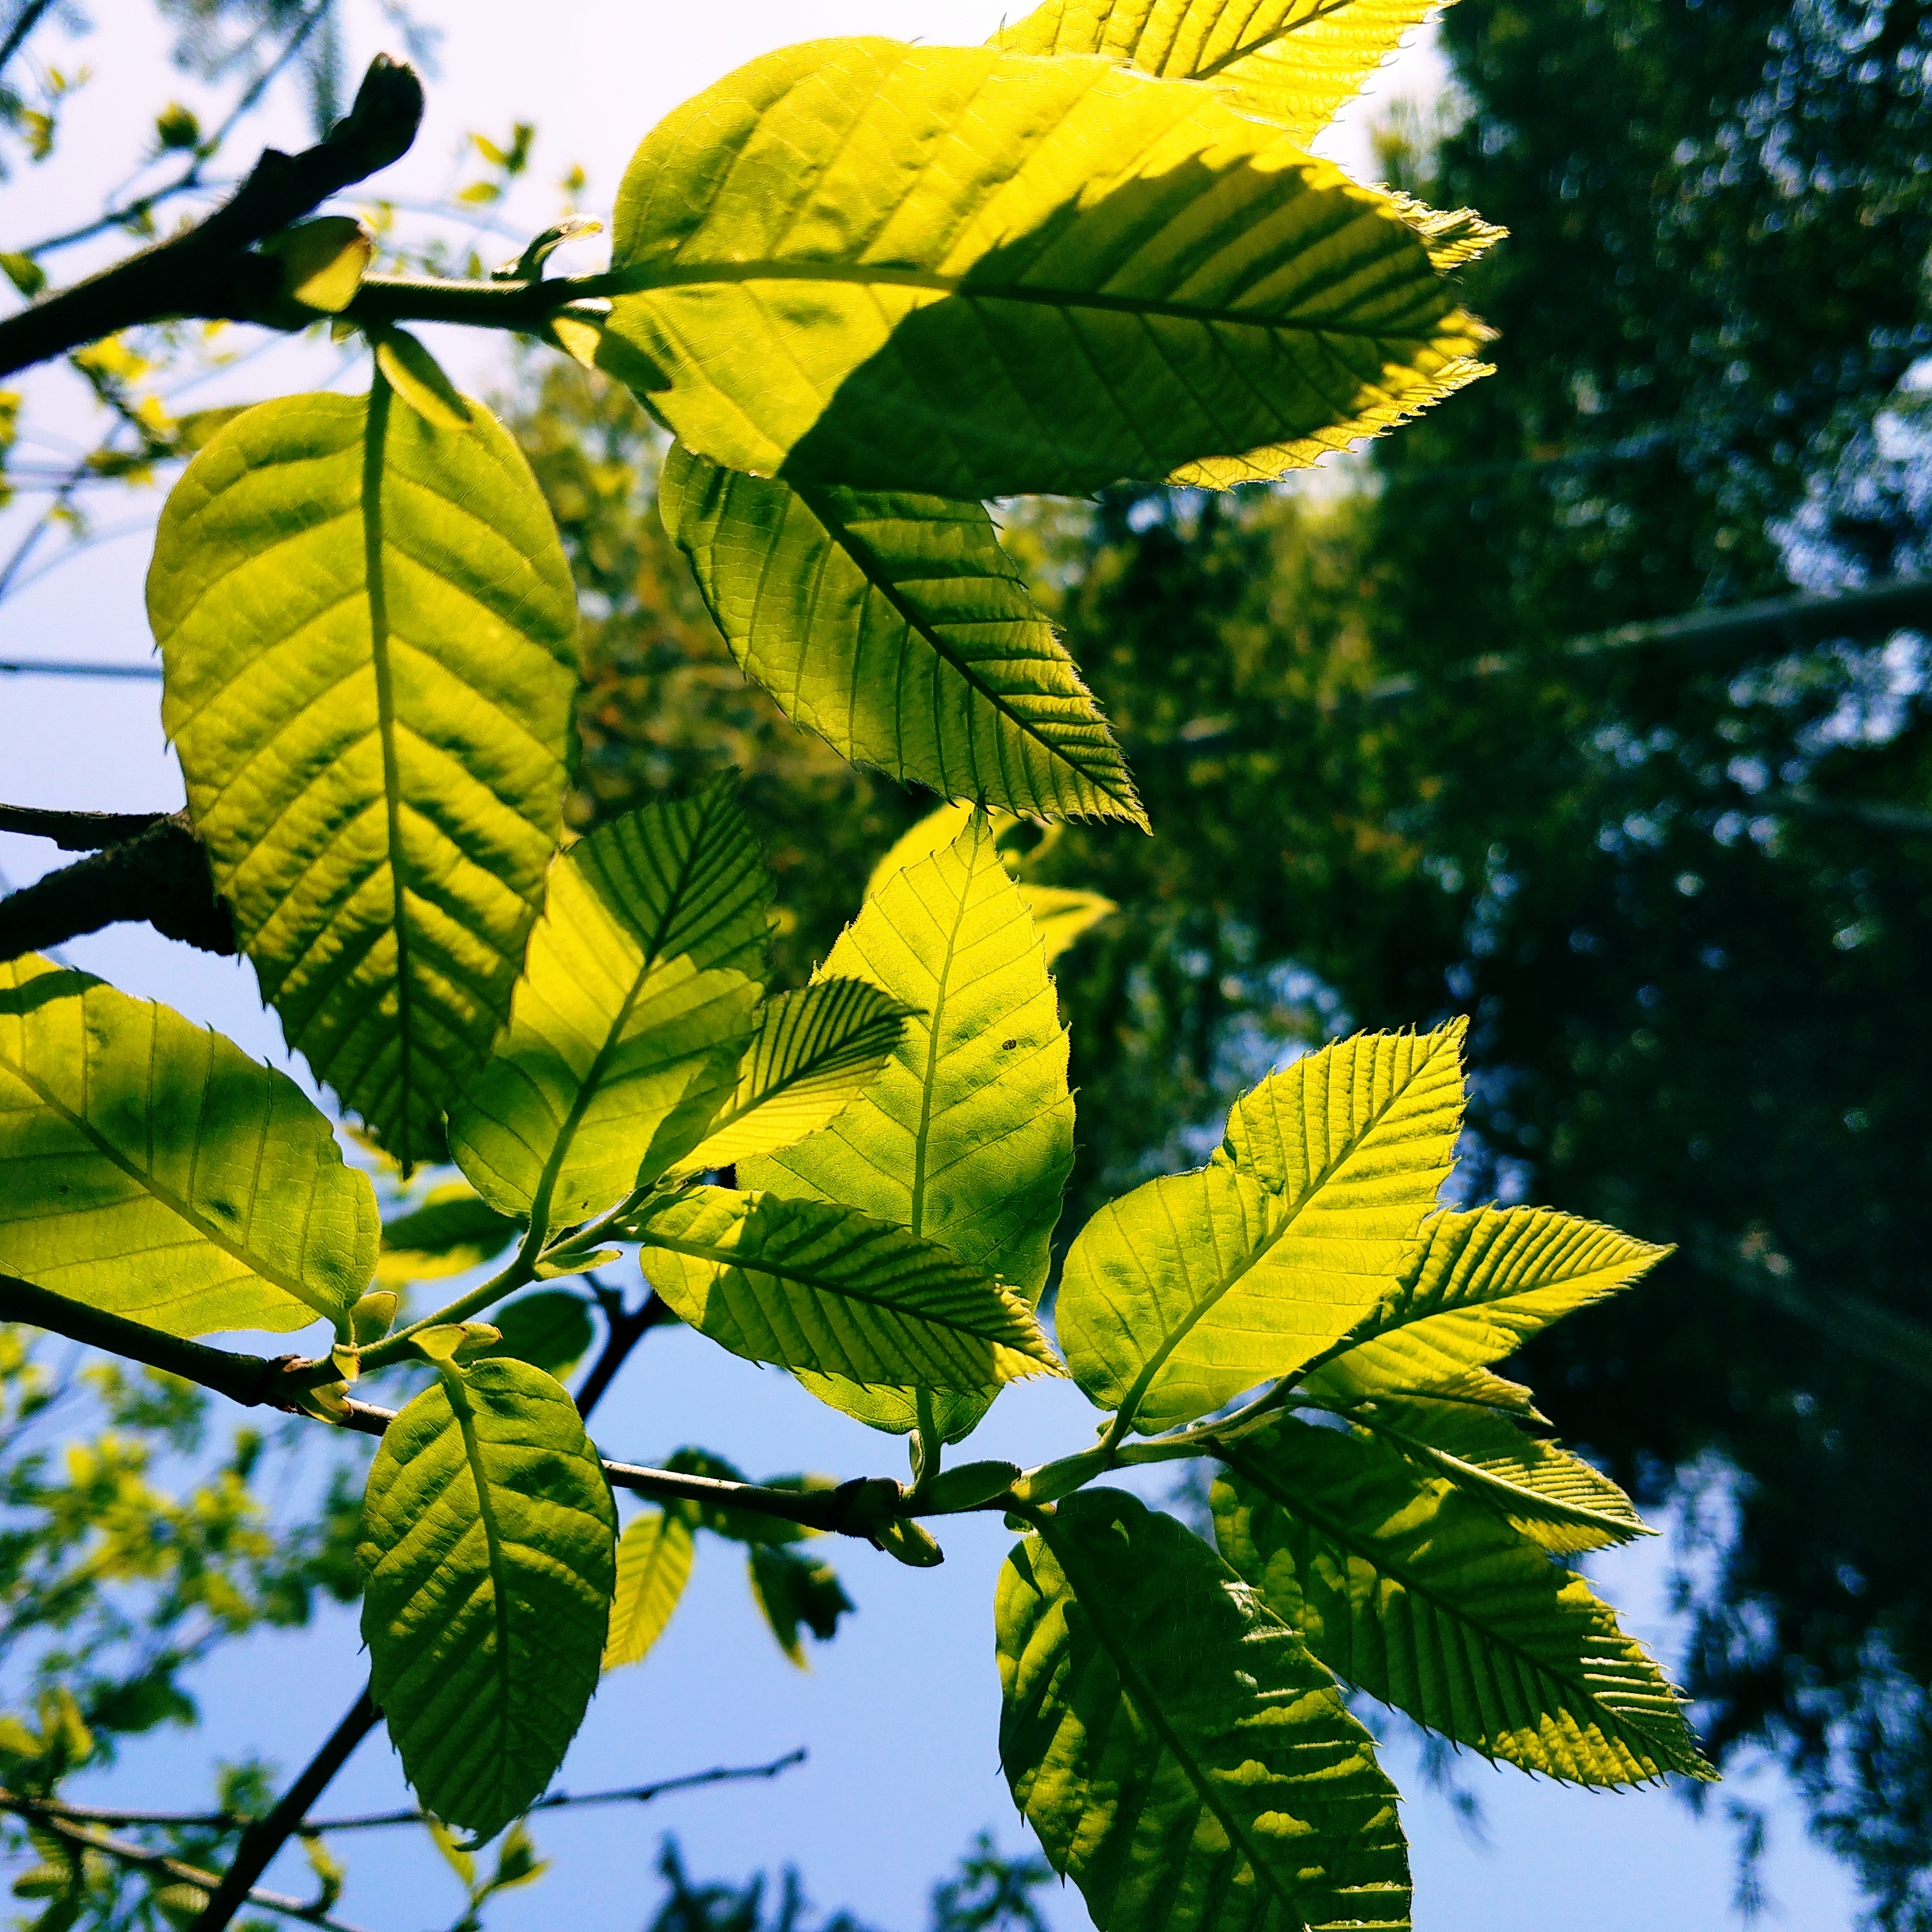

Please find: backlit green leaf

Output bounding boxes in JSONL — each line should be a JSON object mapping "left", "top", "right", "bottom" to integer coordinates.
{"left": 998, "top": 1489, "right": 1411, "bottom": 1932}
{"left": 447, "top": 785, "right": 769, "bottom": 1236}
{"left": 746, "top": 1544, "right": 854, "bottom": 1667}
{"left": 632, "top": 1187, "right": 1059, "bottom": 1390}
{"left": 0, "top": 954, "right": 376, "bottom": 1338}
{"left": 994, "top": 0, "right": 1441, "bottom": 144}
{"left": 603, "top": 1508, "right": 694, "bottom": 1670}
{"left": 678, "top": 979, "right": 911, "bottom": 1174}
{"left": 744, "top": 816, "right": 1072, "bottom": 1440}
{"left": 1058, "top": 1026, "right": 1465, "bottom": 1433}
{"left": 1312, "top": 1205, "right": 1669, "bottom": 1395}
{"left": 150, "top": 389, "right": 579, "bottom": 1171}
{"left": 358, "top": 1358, "right": 617, "bottom": 1838}
{"left": 476, "top": 1290, "right": 594, "bottom": 1381}
{"left": 659, "top": 445, "right": 1141, "bottom": 824}
{"left": 376, "top": 1183, "right": 520, "bottom": 1285}
{"left": 1212, "top": 1417, "right": 1710, "bottom": 1785}
{"left": 606, "top": 41, "right": 1487, "bottom": 498}
{"left": 1018, "top": 885, "right": 1116, "bottom": 961}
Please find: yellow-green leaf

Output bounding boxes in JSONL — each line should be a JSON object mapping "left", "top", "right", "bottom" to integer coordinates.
{"left": 0, "top": 955, "right": 376, "bottom": 1338}
{"left": 376, "top": 1183, "right": 521, "bottom": 1286}
{"left": 606, "top": 41, "right": 1487, "bottom": 498}
{"left": 258, "top": 215, "right": 371, "bottom": 314}
{"left": 150, "top": 390, "right": 579, "bottom": 1171}
{"left": 998, "top": 1489, "right": 1411, "bottom": 1932}
{"left": 995, "top": 0, "right": 1441, "bottom": 142}
{"left": 743, "top": 815, "right": 1072, "bottom": 1439}
{"left": 631, "top": 1187, "right": 1061, "bottom": 1390}
{"left": 678, "top": 978, "right": 910, "bottom": 1174}
{"left": 358, "top": 1359, "right": 617, "bottom": 1839}
{"left": 447, "top": 785, "right": 769, "bottom": 1236}
{"left": 1058, "top": 1026, "right": 1465, "bottom": 1433}
{"left": 372, "top": 329, "right": 474, "bottom": 431}
{"left": 603, "top": 1508, "right": 694, "bottom": 1670}
{"left": 1213, "top": 1417, "right": 1711, "bottom": 1785}
{"left": 1018, "top": 885, "right": 1116, "bottom": 961}
{"left": 659, "top": 445, "right": 1142, "bottom": 824}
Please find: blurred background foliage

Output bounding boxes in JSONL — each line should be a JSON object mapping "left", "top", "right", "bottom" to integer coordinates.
{"left": 3, "top": 0, "right": 1931, "bottom": 1919}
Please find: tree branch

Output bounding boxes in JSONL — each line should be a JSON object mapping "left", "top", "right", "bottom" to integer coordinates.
{"left": 0, "top": 802, "right": 178, "bottom": 848}
{"left": 0, "top": 1790, "right": 376, "bottom": 1932}
{"left": 0, "top": 52, "right": 424, "bottom": 379}
{"left": 0, "top": 813, "right": 235, "bottom": 960}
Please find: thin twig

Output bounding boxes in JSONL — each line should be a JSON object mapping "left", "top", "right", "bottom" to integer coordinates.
{"left": 0, "top": 0, "right": 57, "bottom": 79}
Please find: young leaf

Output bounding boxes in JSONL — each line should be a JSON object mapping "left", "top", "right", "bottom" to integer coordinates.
{"left": 0, "top": 955, "right": 376, "bottom": 1338}
{"left": 150, "top": 389, "right": 579, "bottom": 1171}
{"left": 1312, "top": 1205, "right": 1671, "bottom": 1395}
{"left": 447, "top": 785, "right": 769, "bottom": 1236}
{"left": 371, "top": 329, "right": 474, "bottom": 431}
{"left": 677, "top": 979, "right": 911, "bottom": 1174}
{"left": 659, "top": 446, "right": 1142, "bottom": 825}
{"left": 376, "top": 1183, "right": 521, "bottom": 1285}
{"left": 1212, "top": 1417, "right": 1712, "bottom": 1786}
{"left": 1057, "top": 1026, "right": 1464, "bottom": 1433}
{"left": 997, "top": 1489, "right": 1411, "bottom": 1932}
{"left": 742, "top": 816, "right": 1073, "bottom": 1439}
{"left": 746, "top": 1544, "right": 854, "bottom": 1667}
{"left": 631, "top": 1187, "right": 1060, "bottom": 1390}
{"left": 1018, "top": 885, "right": 1116, "bottom": 962}
{"left": 604, "top": 1508, "right": 694, "bottom": 1670}
{"left": 994, "top": 0, "right": 1442, "bottom": 144}
{"left": 358, "top": 1358, "right": 618, "bottom": 1839}
{"left": 606, "top": 42, "right": 1487, "bottom": 498}
{"left": 1328, "top": 1381, "right": 1646, "bottom": 1553}
{"left": 475, "top": 1290, "right": 595, "bottom": 1381}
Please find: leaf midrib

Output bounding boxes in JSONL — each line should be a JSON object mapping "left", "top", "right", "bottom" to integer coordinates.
{"left": 1034, "top": 1514, "right": 1340, "bottom": 1924}
{"left": 908, "top": 841, "right": 981, "bottom": 1243}
{"left": 0, "top": 1039, "right": 341, "bottom": 1323}
{"left": 443, "top": 1375, "right": 517, "bottom": 1810}
{"left": 1220, "top": 1438, "right": 1690, "bottom": 1770}
{"left": 1191, "top": 0, "right": 1367, "bottom": 83}
{"left": 1115, "top": 1043, "right": 1451, "bottom": 1428}
{"left": 624, "top": 261, "right": 1446, "bottom": 342}
{"left": 792, "top": 485, "right": 1135, "bottom": 811}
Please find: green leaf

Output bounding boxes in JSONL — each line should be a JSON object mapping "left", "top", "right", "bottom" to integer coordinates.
{"left": 994, "top": 0, "right": 1441, "bottom": 144}
{"left": 632, "top": 1187, "right": 1059, "bottom": 1390}
{"left": 1058, "top": 1025, "right": 1465, "bottom": 1433}
{"left": 358, "top": 1358, "right": 617, "bottom": 1839}
{"left": 997, "top": 1489, "right": 1411, "bottom": 1932}
{"left": 1328, "top": 1381, "right": 1646, "bottom": 1553}
{"left": 376, "top": 1183, "right": 521, "bottom": 1285}
{"left": 606, "top": 42, "right": 1487, "bottom": 498}
{"left": 1018, "top": 885, "right": 1115, "bottom": 962}
{"left": 746, "top": 1544, "right": 854, "bottom": 1667}
{"left": 259, "top": 216, "right": 371, "bottom": 315}
{"left": 659, "top": 445, "right": 1141, "bottom": 824}
{"left": 372, "top": 330, "right": 474, "bottom": 431}
{"left": 476, "top": 1290, "right": 594, "bottom": 1380}
{"left": 603, "top": 1507, "right": 694, "bottom": 1669}
{"left": 677, "top": 979, "right": 911, "bottom": 1174}
{"left": 1212, "top": 1416, "right": 1712, "bottom": 1786}
{"left": 659, "top": 1449, "right": 830, "bottom": 1547}
{"left": 0, "top": 954, "right": 376, "bottom": 1338}
{"left": 150, "top": 389, "right": 580, "bottom": 1172}
{"left": 743, "top": 815, "right": 1073, "bottom": 1439}
{"left": 1308, "top": 1204, "right": 1671, "bottom": 1395}
{"left": 447, "top": 785, "right": 769, "bottom": 1236}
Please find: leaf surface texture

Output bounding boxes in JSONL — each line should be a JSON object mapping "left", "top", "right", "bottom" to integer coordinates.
{"left": 604, "top": 1508, "right": 694, "bottom": 1670}
{"left": 0, "top": 955, "right": 375, "bottom": 1337}
{"left": 150, "top": 390, "right": 579, "bottom": 1169}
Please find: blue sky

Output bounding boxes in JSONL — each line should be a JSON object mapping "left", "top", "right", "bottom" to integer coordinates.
{"left": 0, "top": 3, "right": 1869, "bottom": 1926}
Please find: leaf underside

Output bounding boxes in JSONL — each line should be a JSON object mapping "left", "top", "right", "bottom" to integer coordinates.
{"left": 1212, "top": 1418, "right": 1711, "bottom": 1786}
{"left": 634, "top": 1187, "right": 1059, "bottom": 1390}
{"left": 660, "top": 444, "right": 1142, "bottom": 824}
{"left": 447, "top": 783, "right": 769, "bottom": 1234}
{"left": 150, "top": 390, "right": 580, "bottom": 1170}
{"left": 1057, "top": 1025, "right": 1466, "bottom": 1433}
{"left": 744, "top": 817, "right": 1073, "bottom": 1439}
{"left": 998, "top": 1489, "right": 1411, "bottom": 1932}
{"left": 376, "top": 1183, "right": 521, "bottom": 1286}
{"left": 608, "top": 42, "right": 1487, "bottom": 498}
{"left": 604, "top": 1508, "right": 694, "bottom": 1670}
{"left": 358, "top": 1359, "right": 617, "bottom": 1839}
{"left": 0, "top": 954, "right": 376, "bottom": 1338}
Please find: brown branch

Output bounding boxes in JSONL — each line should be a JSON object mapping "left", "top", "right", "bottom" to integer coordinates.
{"left": 0, "top": 52, "right": 424, "bottom": 379}
{"left": 0, "top": 803, "right": 177, "bottom": 849}
{"left": 0, "top": 813, "right": 235, "bottom": 960}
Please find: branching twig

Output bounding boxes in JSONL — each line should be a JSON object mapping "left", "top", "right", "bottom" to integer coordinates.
{"left": 0, "top": 803, "right": 177, "bottom": 848}
{"left": 0, "top": 51, "right": 424, "bottom": 379}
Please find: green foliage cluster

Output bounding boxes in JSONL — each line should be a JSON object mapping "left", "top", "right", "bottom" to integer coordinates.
{"left": 0, "top": 3, "right": 1728, "bottom": 1928}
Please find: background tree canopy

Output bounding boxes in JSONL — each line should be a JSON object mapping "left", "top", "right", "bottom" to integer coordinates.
{"left": 518, "top": 0, "right": 1932, "bottom": 1919}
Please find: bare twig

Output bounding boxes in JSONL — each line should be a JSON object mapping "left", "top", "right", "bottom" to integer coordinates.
{"left": 0, "top": 0, "right": 58, "bottom": 79}
{"left": 0, "top": 803, "right": 176, "bottom": 848}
